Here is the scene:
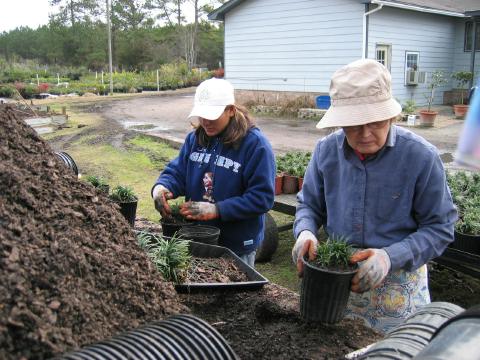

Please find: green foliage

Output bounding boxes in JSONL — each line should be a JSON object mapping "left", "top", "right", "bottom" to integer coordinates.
{"left": 137, "top": 231, "right": 191, "bottom": 283}
{"left": 0, "top": 85, "right": 15, "bottom": 98}
{"left": 451, "top": 71, "right": 473, "bottom": 104}
{"left": 446, "top": 170, "right": 480, "bottom": 235}
{"left": 276, "top": 151, "right": 312, "bottom": 177}
{"left": 311, "top": 235, "right": 354, "bottom": 270}
{"left": 402, "top": 99, "right": 416, "bottom": 115}
{"left": 425, "top": 70, "right": 448, "bottom": 112}
{"left": 109, "top": 185, "right": 137, "bottom": 203}
{"left": 85, "top": 175, "right": 109, "bottom": 193}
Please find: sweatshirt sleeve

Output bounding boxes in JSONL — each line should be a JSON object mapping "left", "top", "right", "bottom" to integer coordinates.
{"left": 151, "top": 133, "right": 193, "bottom": 198}
{"left": 293, "top": 140, "right": 326, "bottom": 239}
{"left": 384, "top": 151, "right": 457, "bottom": 271}
{"left": 216, "top": 135, "right": 275, "bottom": 221}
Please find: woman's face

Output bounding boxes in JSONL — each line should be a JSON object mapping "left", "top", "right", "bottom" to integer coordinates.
{"left": 199, "top": 106, "right": 235, "bottom": 137}
{"left": 342, "top": 119, "right": 392, "bottom": 155}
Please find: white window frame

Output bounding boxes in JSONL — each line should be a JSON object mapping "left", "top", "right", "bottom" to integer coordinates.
{"left": 405, "top": 51, "right": 420, "bottom": 85}
{"left": 375, "top": 44, "right": 392, "bottom": 71}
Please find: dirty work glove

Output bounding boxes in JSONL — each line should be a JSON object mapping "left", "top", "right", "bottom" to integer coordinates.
{"left": 152, "top": 184, "right": 173, "bottom": 218}
{"left": 292, "top": 230, "right": 318, "bottom": 277}
{"left": 350, "top": 249, "right": 391, "bottom": 293}
{"left": 180, "top": 201, "right": 219, "bottom": 221}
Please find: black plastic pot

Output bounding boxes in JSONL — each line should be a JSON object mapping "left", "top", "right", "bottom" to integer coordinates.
{"left": 452, "top": 230, "right": 480, "bottom": 255}
{"left": 178, "top": 225, "right": 220, "bottom": 245}
{"left": 117, "top": 200, "right": 137, "bottom": 227}
{"left": 57, "top": 314, "right": 239, "bottom": 360}
{"left": 360, "top": 302, "right": 464, "bottom": 359}
{"left": 300, "top": 257, "right": 357, "bottom": 323}
{"left": 161, "top": 218, "right": 194, "bottom": 237}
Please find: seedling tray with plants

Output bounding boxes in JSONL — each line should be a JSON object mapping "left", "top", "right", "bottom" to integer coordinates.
{"left": 137, "top": 231, "right": 269, "bottom": 292}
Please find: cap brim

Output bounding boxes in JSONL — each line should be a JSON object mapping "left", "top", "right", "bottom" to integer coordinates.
{"left": 188, "top": 105, "right": 226, "bottom": 120}
{"left": 316, "top": 98, "right": 402, "bottom": 129}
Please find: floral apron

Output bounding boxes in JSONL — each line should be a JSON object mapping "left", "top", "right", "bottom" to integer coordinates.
{"left": 344, "top": 264, "right": 431, "bottom": 334}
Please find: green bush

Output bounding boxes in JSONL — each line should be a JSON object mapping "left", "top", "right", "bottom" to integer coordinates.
{"left": 276, "top": 151, "right": 312, "bottom": 177}
{"left": 0, "top": 85, "right": 15, "bottom": 98}
{"left": 109, "top": 185, "right": 137, "bottom": 203}
{"left": 447, "top": 170, "right": 480, "bottom": 234}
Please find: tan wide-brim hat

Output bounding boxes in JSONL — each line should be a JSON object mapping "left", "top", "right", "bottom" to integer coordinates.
{"left": 316, "top": 59, "right": 402, "bottom": 129}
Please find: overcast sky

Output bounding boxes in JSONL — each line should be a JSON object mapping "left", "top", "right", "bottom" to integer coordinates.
{"left": 0, "top": 0, "right": 57, "bottom": 33}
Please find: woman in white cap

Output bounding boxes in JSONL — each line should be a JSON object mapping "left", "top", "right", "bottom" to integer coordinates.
{"left": 292, "top": 59, "right": 457, "bottom": 332}
{"left": 152, "top": 78, "right": 275, "bottom": 267}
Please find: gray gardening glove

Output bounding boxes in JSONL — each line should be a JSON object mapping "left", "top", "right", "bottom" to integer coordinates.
{"left": 292, "top": 230, "right": 318, "bottom": 277}
{"left": 152, "top": 184, "right": 173, "bottom": 218}
{"left": 350, "top": 248, "right": 391, "bottom": 293}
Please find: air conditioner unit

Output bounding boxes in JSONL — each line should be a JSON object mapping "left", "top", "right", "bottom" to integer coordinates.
{"left": 406, "top": 71, "right": 426, "bottom": 85}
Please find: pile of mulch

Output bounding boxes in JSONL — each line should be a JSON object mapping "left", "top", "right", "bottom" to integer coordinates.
{"left": 0, "top": 105, "right": 186, "bottom": 359}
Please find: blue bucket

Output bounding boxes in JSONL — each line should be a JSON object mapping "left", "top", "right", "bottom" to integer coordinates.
{"left": 316, "top": 95, "right": 331, "bottom": 109}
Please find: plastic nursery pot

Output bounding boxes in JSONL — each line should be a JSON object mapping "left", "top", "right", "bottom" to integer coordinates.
{"left": 118, "top": 200, "right": 137, "bottom": 227}
{"left": 300, "top": 257, "right": 357, "bottom": 324}
{"left": 178, "top": 225, "right": 220, "bottom": 245}
{"left": 161, "top": 217, "right": 194, "bottom": 237}
{"left": 275, "top": 175, "right": 283, "bottom": 195}
{"left": 282, "top": 175, "right": 298, "bottom": 194}
{"left": 451, "top": 230, "right": 480, "bottom": 255}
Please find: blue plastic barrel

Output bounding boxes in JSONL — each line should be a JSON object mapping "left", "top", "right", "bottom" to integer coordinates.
{"left": 316, "top": 95, "right": 331, "bottom": 109}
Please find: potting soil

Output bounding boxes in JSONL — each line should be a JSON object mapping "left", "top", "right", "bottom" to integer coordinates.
{"left": 0, "top": 105, "right": 186, "bottom": 359}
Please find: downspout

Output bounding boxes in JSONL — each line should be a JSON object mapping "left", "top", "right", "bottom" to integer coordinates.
{"left": 470, "top": 19, "right": 477, "bottom": 89}
{"left": 363, "top": 3, "right": 384, "bottom": 59}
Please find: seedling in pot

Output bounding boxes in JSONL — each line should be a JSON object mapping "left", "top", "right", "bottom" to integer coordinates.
{"left": 109, "top": 185, "right": 137, "bottom": 203}
{"left": 85, "top": 175, "right": 109, "bottom": 194}
{"left": 308, "top": 234, "right": 356, "bottom": 272}
{"left": 137, "top": 231, "right": 191, "bottom": 283}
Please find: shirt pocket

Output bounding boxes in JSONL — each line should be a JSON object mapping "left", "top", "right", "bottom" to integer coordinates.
{"left": 375, "top": 184, "right": 413, "bottom": 222}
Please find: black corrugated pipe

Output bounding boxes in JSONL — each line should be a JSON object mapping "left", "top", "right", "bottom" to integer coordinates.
{"left": 56, "top": 314, "right": 239, "bottom": 360}
{"left": 413, "top": 304, "right": 480, "bottom": 360}
{"left": 55, "top": 151, "right": 79, "bottom": 176}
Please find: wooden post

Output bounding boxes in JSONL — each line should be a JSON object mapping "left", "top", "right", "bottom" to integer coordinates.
{"left": 57, "top": 73, "right": 60, "bottom": 85}
{"left": 36, "top": 74, "right": 39, "bottom": 86}
{"left": 157, "top": 69, "right": 160, "bottom": 92}
{"left": 101, "top": 71, "right": 104, "bottom": 85}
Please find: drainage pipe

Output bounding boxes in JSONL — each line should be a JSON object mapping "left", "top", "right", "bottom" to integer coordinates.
{"left": 362, "top": 3, "right": 384, "bottom": 59}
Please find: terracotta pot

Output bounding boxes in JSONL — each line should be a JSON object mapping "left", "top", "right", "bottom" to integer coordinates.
{"left": 298, "top": 177, "right": 304, "bottom": 191}
{"left": 418, "top": 110, "right": 438, "bottom": 127}
{"left": 275, "top": 175, "right": 283, "bottom": 195}
{"left": 282, "top": 175, "right": 298, "bottom": 194}
{"left": 452, "top": 104, "right": 469, "bottom": 119}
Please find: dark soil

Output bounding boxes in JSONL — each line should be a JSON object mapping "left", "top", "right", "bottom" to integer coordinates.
{"left": 0, "top": 105, "right": 186, "bottom": 359}
{"left": 185, "top": 257, "right": 249, "bottom": 283}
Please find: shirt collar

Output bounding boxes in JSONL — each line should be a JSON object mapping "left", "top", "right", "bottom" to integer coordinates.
{"left": 339, "top": 124, "right": 398, "bottom": 157}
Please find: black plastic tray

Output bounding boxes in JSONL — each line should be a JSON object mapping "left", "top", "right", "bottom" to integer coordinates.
{"left": 175, "top": 241, "right": 269, "bottom": 293}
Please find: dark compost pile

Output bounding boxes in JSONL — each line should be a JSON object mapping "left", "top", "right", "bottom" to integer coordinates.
{"left": 0, "top": 105, "right": 186, "bottom": 359}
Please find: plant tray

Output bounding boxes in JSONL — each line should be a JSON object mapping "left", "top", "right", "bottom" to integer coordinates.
{"left": 175, "top": 241, "right": 269, "bottom": 293}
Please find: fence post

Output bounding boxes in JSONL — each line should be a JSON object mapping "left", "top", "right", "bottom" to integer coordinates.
{"left": 157, "top": 69, "right": 160, "bottom": 92}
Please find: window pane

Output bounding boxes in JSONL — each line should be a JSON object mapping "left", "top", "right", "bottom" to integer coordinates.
{"left": 465, "top": 22, "right": 472, "bottom": 51}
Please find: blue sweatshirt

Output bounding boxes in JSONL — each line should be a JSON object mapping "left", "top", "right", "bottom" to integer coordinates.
{"left": 154, "top": 127, "right": 275, "bottom": 255}
{"left": 294, "top": 125, "right": 458, "bottom": 272}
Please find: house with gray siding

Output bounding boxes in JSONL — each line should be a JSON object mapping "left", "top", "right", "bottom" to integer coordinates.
{"left": 209, "top": 0, "right": 480, "bottom": 107}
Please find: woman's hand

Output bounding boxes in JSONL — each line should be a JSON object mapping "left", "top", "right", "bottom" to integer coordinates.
{"left": 152, "top": 185, "right": 173, "bottom": 218}
{"left": 180, "top": 201, "right": 219, "bottom": 221}
{"left": 292, "top": 230, "right": 318, "bottom": 277}
{"left": 350, "top": 249, "right": 391, "bottom": 293}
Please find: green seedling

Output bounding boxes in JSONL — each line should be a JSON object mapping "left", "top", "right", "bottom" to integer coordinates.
{"left": 310, "top": 234, "right": 354, "bottom": 270}
{"left": 109, "top": 185, "right": 137, "bottom": 203}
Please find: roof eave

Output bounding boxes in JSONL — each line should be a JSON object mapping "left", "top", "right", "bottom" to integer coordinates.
{"left": 208, "top": 0, "right": 245, "bottom": 21}
{"left": 369, "top": 0, "right": 466, "bottom": 17}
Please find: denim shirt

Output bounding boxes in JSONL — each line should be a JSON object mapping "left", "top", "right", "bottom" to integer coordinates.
{"left": 294, "top": 125, "right": 457, "bottom": 272}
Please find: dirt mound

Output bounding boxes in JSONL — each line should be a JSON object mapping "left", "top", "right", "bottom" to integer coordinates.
{"left": 0, "top": 105, "right": 186, "bottom": 359}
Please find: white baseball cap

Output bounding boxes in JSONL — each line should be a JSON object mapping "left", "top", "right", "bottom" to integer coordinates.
{"left": 188, "top": 78, "right": 235, "bottom": 120}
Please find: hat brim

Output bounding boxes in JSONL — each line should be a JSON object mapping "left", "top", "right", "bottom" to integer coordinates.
{"left": 188, "top": 104, "right": 226, "bottom": 121}
{"left": 316, "top": 98, "right": 402, "bottom": 129}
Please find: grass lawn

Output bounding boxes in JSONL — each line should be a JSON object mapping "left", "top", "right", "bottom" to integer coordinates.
{"left": 42, "top": 101, "right": 301, "bottom": 293}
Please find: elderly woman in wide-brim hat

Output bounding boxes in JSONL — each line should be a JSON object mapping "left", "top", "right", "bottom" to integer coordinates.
{"left": 292, "top": 59, "right": 457, "bottom": 333}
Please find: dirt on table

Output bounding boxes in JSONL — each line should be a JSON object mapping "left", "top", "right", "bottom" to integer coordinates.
{"left": 184, "top": 256, "right": 250, "bottom": 284}
{"left": 0, "top": 105, "right": 186, "bottom": 359}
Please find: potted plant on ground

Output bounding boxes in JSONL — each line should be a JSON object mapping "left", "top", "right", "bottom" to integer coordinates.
{"left": 109, "top": 185, "right": 138, "bottom": 227}
{"left": 419, "top": 70, "right": 448, "bottom": 127}
{"left": 446, "top": 171, "right": 480, "bottom": 254}
{"left": 85, "top": 175, "right": 109, "bottom": 194}
{"left": 451, "top": 70, "right": 473, "bottom": 118}
{"left": 300, "top": 235, "right": 357, "bottom": 323}
{"left": 160, "top": 200, "right": 194, "bottom": 237}
{"left": 402, "top": 99, "right": 417, "bottom": 125}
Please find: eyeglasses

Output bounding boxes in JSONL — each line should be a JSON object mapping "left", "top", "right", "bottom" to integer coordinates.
{"left": 343, "top": 120, "right": 390, "bottom": 132}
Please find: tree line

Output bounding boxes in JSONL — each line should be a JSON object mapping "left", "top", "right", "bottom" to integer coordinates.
{"left": 0, "top": 0, "right": 225, "bottom": 71}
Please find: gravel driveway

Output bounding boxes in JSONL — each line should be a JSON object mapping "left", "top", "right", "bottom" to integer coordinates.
{"left": 101, "top": 91, "right": 467, "bottom": 170}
